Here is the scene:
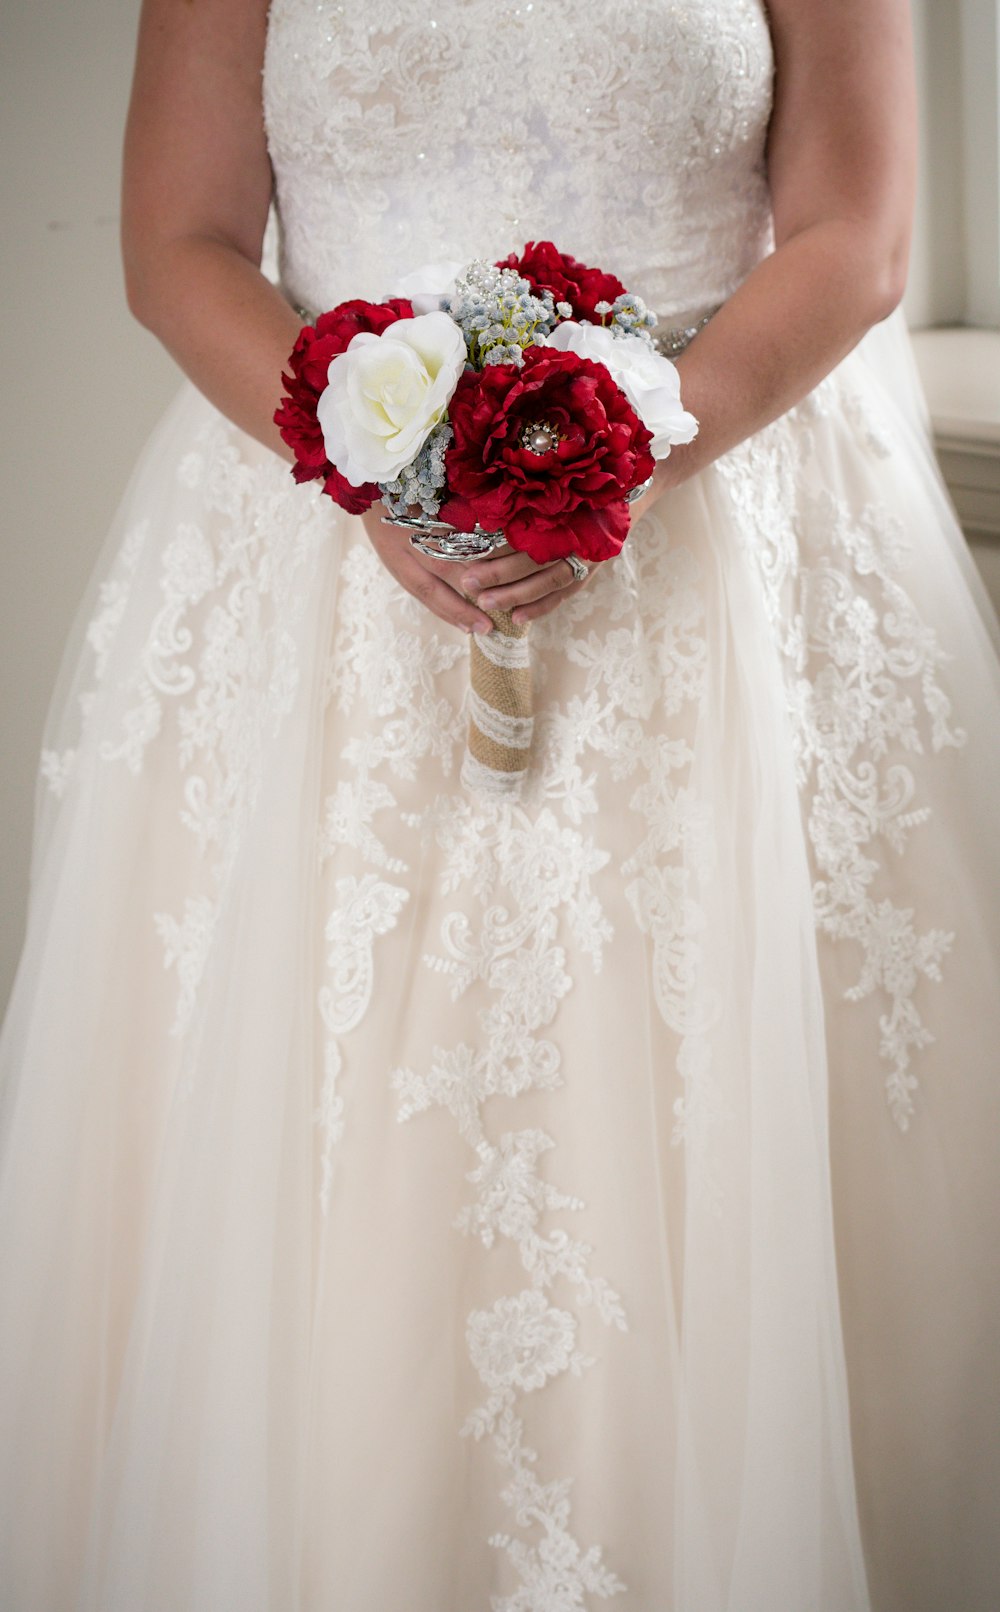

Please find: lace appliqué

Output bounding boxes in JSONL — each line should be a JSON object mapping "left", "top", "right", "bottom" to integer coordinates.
{"left": 392, "top": 799, "right": 627, "bottom": 1607}
{"left": 263, "top": 0, "right": 774, "bottom": 325}
{"left": 316, "top": 873, "right": 409, "bottom": 1213}
{"left": 718, "top": 378, "right": 968, "bottom": 1127}
{"left": 313, "top": 543, "right": 466, "bottom": 1198}
{"left": 321, "top": 533, "right": 637, "bottom": 1601}
{"left": 92, "top": 420, "right": 329, "bottom": 1042}
{"left": 532, "top": 529, "right": 726, "bottom": 1198}
{"left": 39, "top": 518, "right": 152, "bottom": 798}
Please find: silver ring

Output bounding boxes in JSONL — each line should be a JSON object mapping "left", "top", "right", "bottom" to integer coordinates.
{"left": 564, "top": 552, "right": 589, "bottom": 584}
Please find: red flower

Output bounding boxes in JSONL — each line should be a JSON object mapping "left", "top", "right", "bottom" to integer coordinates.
{"left": 495, "top": 241, "right": 627, "bottom": 324}
{"left": 274, "top": 297, "right": 414, "bottom": 513}
{"left": 438, "top": 346, "right": 654, "bottom": 565}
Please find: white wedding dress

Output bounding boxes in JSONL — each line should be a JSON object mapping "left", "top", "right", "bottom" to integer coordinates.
{"left": 2, "top": 2, "right": 999, "bottom": 1609}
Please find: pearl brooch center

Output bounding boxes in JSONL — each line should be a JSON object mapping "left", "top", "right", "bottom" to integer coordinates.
{"left": 520, "top": 420, "right": 561, "bottom": 455}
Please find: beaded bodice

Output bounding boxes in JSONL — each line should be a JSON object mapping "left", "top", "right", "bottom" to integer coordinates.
{"left": 263, "top": 0, "right": 775, "bottom": 324}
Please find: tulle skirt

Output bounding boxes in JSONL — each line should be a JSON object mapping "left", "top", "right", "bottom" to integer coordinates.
{"left": 1, "top": 311, "right": 999, "bottom": 1611}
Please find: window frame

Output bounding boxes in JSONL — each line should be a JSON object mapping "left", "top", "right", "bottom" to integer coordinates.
{"left": 960, "top": 0, "right": 1000, "bottom": 326}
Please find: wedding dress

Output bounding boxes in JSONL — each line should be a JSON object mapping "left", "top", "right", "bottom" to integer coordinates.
{"left": 2, "top": 2, "right": 999, "bottom": 1609}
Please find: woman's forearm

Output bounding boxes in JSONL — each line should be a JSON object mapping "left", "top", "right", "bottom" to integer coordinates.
{"left": 663, "top": 215, "right": 906, "bottom": 489}
{"left": 121, "top": 0, "right": 291, "bottom": 455}
{"left": 125, "top": 233, "right": 300, "bottom": 462}
{"left": 129, "top": 215, "right": 903, "bottom": 497}
{"left": 659, "top": 0, "right": 917, "bottom": 490}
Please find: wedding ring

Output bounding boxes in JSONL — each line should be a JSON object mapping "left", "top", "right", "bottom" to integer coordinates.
{"left": 564, "top": 552, "right": 589, "bottom": 584}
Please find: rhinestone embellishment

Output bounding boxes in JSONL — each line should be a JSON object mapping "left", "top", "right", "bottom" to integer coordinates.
{"left": 520, "top": 420, "right": 561, "bottom": 454}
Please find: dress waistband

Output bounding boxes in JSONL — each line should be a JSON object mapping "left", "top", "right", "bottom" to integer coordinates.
{"left": 290, "top": 298, "right": 720, "bottom": 355}
{"left": 651, "top": 306, "right": 718, "bottom": 358}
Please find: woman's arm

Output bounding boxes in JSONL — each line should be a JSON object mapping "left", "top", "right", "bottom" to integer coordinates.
{"left": 122, "top": 0, "right": 496, "bottom": 632}
{"left": 123, "top": 0, "right": 915, "bottom": 629}
{"left": 661, "top": 0, "right": 917, "bottom": 488}
{"left": 122, "top": 0, "right": 299, "bottom": 458}
{"left": 480, "top": 0, "right": 917, "bottom": 624}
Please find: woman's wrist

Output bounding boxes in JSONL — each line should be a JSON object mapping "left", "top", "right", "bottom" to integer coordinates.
{"left": 654, "top": 218, "right": 906, "bottom": 487}
{"left": 127, "top": 233, "right": 302, "bottom": 459}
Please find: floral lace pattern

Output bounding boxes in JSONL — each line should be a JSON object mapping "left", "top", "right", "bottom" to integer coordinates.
{"left": 262, "top": 0, "right": 775, "bottom": 324}
{"left": 311, "top": 517, "right": 718, "bottom": 1600}
{"left": 14, "top": 0, "right": 990, "bottom": 1596}
{"left": 316, "top": 873, "right": 409, "bottom": 1212}
{"left": 37, "top": 385, "right": 974, "bottom": 1596}
{"left": 44, "top": 418, "right": 331, "bottom": 1046}
{"left": 391, "top": 797, "right": 628, "bottom": 1607}
{"left": 146, "top": 437, "right": 328, "bottom": 1041}
{"left": 44, "top": 468, "right": 725, "bottom": 1597}
{"left": 317, "top": 540, "right": 633, "bottom": 1598}
{"left": 716, "top": 374, "right": 968, "bottom": 1128}
{"left": 40, "top": 519, "right": 151, "bottom": 798}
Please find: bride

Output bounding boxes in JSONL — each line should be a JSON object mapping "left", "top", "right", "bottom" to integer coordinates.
{"left": 2, "top": 1, "right": 998, "bottom": 1608}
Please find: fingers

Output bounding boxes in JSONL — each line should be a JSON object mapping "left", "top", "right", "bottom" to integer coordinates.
{"left": 509, "top": 582, "right": 586, "bottom": 626}
{"left": 359, "top": 504, "right": 594, "bottom": 632}
{"left": 359, "top": 507, "right": 495, "bottom": 633}
{"left": 403, "top": 562, "right": 496, "bottom": 633}
{"left": 464, "top": 558, "right": 578, "bottom": 615}
{"left": 457, "top": 550, "right": 539, "bottom": 596}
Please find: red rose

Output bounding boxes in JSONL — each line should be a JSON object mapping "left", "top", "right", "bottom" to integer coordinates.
{"left": 438, "top": 346, "right": 654, "bottom": 565}
{"left": 495, "top": 241, "right": 627, "bottom": 324}
{"left": 274, "top": 297, "right": 414, "bottom": 513}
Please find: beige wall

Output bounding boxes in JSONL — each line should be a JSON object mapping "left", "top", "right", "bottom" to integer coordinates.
{"left": 0, "top": 2, "right": 180, "bottom": 1007}
{"left": 906, "top": 0, "right": 967, "bottom": 327}
{"left": 0, "top": 1, "right": 997, "bottom": 1014}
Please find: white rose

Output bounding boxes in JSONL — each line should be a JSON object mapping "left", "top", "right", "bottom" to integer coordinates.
{"left": 547, "top": 321, "right": 699, "bottom": 459}
{"left": 317, "top": 311, "right": 467, "bottom": 486}
{"left": 385, "top": 260, "right": 465, "bottom": 315}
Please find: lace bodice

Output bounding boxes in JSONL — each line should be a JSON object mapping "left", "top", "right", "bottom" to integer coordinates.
{"left": 263, "top": 0, "right": 775, "bottom": 325}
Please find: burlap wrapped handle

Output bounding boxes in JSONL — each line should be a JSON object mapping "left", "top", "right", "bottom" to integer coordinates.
{"left": 459, "top": 606, "right": 534, "bottom": 798}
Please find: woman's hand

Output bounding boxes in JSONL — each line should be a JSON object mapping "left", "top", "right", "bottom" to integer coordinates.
{"left": 360, "top": 506, "right": 591, "bottom": 631}
{"left": 457, "top": 546, "right": 591, "bottom": 628}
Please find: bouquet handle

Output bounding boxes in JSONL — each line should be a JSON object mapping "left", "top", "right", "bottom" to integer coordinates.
{"left": 380, "top": 514, "right": 536, "bottom": 799}
{"left": 461, "top": 604, "right": 534, "bottom": 798}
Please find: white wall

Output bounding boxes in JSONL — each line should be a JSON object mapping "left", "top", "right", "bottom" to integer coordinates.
{"left": 0, "top": 0, "right": 995, "bottom": 1015}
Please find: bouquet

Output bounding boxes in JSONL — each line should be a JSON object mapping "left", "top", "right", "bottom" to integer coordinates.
{"left": 275, "top": 242, "right": 698, "bottom": 796}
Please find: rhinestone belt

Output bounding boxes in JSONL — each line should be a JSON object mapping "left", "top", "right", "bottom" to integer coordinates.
{"left": 651, "top": 307, "right": 717, "bottom": 358}
{"left": 293, "top": 300, "right": 718, "bottom": 356}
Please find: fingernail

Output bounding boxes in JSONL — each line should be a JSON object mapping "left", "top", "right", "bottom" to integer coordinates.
{"left": 477, "top": 592, "right": 496, "bottom": 608}
{"left": 473, "top": 619, "right": 493, "bottom": 634}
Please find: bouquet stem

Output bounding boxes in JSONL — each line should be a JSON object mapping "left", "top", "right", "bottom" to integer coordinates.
{"left": 461, "top": 606, "right": 534, "bottom": 797}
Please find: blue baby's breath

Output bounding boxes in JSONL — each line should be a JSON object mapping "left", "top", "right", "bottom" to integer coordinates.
{"left": 380, "top": 421, "right": 454, "bottom": 519}
{"left": 591, "top": 292, "right": 658, "bottom": 343}
{"left": 446, "top": 260, "right": 558, "bottom": 368}
{"left": 607, "top": 291, "right": 658, "bottom": 343}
